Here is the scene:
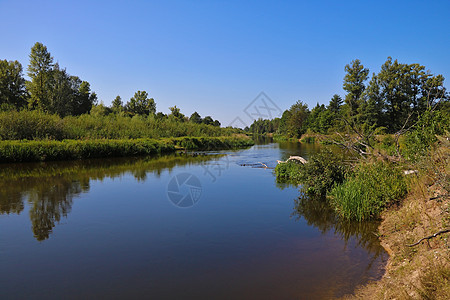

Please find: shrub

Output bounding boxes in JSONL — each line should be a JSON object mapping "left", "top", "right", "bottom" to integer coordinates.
{"left": 300, "top": 149, "right": 349, "bottom": 197}
{"left": 0, "top": 110, "right": 65, "bottom": 140}
{"left": 274, "top": 161, "right": 304, "bottom": 184}
{"left": 404, "top": 109, "right": 450, "bottom": 161}
{"left": 330, "top": 161, "right": 407, "bottom": 221}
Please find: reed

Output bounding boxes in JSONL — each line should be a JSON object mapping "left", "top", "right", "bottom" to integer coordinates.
{"left": 330, "top": 161, "right": 407, "bottom": 221}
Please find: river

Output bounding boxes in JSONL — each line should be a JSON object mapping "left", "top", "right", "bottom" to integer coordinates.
{"left": 0, "top": 141, "right": 387, "bottom": 299}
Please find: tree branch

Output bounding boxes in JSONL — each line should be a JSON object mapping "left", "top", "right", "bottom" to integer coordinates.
{"left": 407, "top": 229, "right": 450, "bottom": 247}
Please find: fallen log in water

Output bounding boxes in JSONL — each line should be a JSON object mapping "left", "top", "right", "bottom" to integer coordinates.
{"left": 277, "top": 156, "right": 308, "bottom": 164}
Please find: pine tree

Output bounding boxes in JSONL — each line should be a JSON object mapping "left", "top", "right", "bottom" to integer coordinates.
{"left": 343, "top": 59, "right": 369, "bottom": 120}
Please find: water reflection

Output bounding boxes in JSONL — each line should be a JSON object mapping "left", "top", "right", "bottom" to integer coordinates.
{"left": 0, "top": 153, "right": 220, "bottom": 241}
{"left": 27, "top": 177, "right": 83, "bottom": 241}
{"left": 292, "top": 192, "right": 386, "bottom": 270}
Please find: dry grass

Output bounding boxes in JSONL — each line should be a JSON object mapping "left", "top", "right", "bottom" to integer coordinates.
{"left": 342, "top": 137, "right": 450, "bottom": 299}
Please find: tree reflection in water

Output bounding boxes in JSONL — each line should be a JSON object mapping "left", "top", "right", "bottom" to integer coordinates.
{"left": 292, "top": 191, "right": 386, "bottom": 270}
{"left": 27, "top": 178, "right": 87, "bottom": 241}
{"left": 0, "top": 153, "right": 220, "bottom": 241}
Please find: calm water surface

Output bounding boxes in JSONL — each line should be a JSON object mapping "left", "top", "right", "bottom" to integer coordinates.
{"left": 0, "top": 142, "right": 387, "bottom": 299}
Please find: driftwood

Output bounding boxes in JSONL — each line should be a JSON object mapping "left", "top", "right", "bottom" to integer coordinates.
{"left": 277, "top": 156, "right": 308, "bottom": 165}
{"left": 404, "top": 170, "right": 418, "bottom": 175}
{"left": 407, "top": 229, "right": 450, "bottom": 247}
{"left": 257, "top": 162, "right": 268, "bottom": 168}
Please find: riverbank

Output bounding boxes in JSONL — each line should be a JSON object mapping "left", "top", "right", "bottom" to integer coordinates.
{"left": 0, "top": 135, "right": 254, "bottom": 163}
{"left": 345, "top": 139, "right": 450, "bottom": 299}
{"left": 274, "top": 132, "right": 449, "bottom": 298}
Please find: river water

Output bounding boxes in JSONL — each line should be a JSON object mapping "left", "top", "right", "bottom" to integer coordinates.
{"left": 0, "top": 142, "right": 387, "bottom": 299}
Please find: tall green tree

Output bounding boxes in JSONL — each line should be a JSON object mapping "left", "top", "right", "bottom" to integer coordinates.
{"left": 328, "top": 94, "right": 343, "bottom": 115}
{"left": 126, "top": 90, "right": 156, "bottom": 116}
{"left": 359, "top": 73, "right": 384, "bottom": 130}
{"left": 343, "top": 59, "right": 369, "bottom": 120}
{"left": 111, "top": 95, "right": 123, "bottom": 112}
{"left": 74, "top": 81, "right": 97, "bottom": 115}
{"left": 48, "top": 64, "right": 74, "bottom": 116}
{"left": 375, "top": 57, "right": 446, "bottom": 131}
{"left": 169, "top": 105, "right": 185, "bottom": 121}
{"left": 286, "top": 100, "right": 309, "bottom": 138}
{"left": 327, "top": 94, "right": 344, "bottom": 130}
{"left": 189, "top": 111, "right": 202, "bottom": 124}
{"left": 202, "top": 115, "right": 214, "bottom": 125}
{"left": 0, "top": 59, "right": 27, "bottom": 109}
{"left": 26, "top": 42, "right": 54, "bottom": 111}
{"left": 307, "top": 103, "right": 331, "bottom": 134}
{"left": 278, "top": 110, "right": 292, "bottom": 136}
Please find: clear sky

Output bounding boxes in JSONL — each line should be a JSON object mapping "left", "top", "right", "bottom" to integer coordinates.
{"left": 1, "top": 0, "right": 449, "bottom": 126}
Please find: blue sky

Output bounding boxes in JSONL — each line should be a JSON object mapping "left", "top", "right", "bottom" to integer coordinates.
{"left": 1, "top": 0, "right": 449, "bottom": 126}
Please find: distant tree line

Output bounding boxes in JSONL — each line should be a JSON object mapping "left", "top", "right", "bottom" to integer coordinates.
{"left": 0, "top": 42, "right": 221, "bottom": 126}
{"left": 247, "top": 58, "right": 449, "bottom": 137}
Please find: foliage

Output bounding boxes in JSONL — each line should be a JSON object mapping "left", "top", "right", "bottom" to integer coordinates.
{"left": 126, "top": 90, "right": 155, "bottom": 116}
{"left": 24, "top": 42, "right": 97, "bottom": 116}
{"left": 0, "top": 110, "right": 65, "bottom": 140}
{"left": 404, "top": 109, "right": 450, "bottom": 161}
{"left": 306, "top": 103, "right": 333, "bottom": 134}
{"left": 371, "top": 57, "right": 447, "bottom": 132}
{"left": 274, "top": 161, "right": 304, "bottom": 184}
{"left": 328, "top": 94, "right": 343, "bottom": 115}
{"left": 249, "top": 118, "right": 279, "bottom": 135}
{"left": 299, "top": 149, "right": 349, "bottom": 197}
{"left": 343, "top": 59, "right": 369, "bottom": 119}
{"left": 275, "top": 148, "right": 349, "bottom": 197}
{"left": 330, "top": 161, "right": 407, "bottom": 221}
{"left": 0, "top": 59, "right": 27, "bottom": 108}
{"left": 189, "top": 111, "right": 202, "bottom": 124}
{"left": 0, "top": 110, "right": 242, "bottom": 141}
{"left": 280, "top": 100, "right": 309, "bottom": 138}
{"left": 111, "top": 95, "right": 123, "bottom": 112}
{"left": 26, "top": 42, "right": 54, "bottom": 111}
{"left": 90, "top": 103, "right": 112, "bottom": 117}
{"left": 249, "top": 57, "right": 448, "bottom": 140}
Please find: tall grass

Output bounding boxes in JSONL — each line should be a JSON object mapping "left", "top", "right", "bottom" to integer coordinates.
{"left": 330, "top": 161, "right": 407, "bottom": 221}
{"left": 0, "top": 110, "right": 241, "bottom": 141}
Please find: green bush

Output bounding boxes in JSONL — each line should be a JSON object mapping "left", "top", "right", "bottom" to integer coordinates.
{"left": 274, "top": 161, "right": 304, "bottom": 184}
{"left": 274, "top": 148, "right": 349, "bottom": 196}
{"left": 300, "top": 149, "right": 349, "bottom": 197}
{"left": 404, "top": 109, "right": 450, "bottom": 161}
{"left": 0, "top": 110, "right": 65, "bottom": 140}
{"left": 330, "top": 161, "right": 407, "bottom": 221}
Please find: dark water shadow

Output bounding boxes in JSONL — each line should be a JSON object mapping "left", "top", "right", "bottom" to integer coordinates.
{"left": 291, "top": 192, "right": 387, "bottom": 297}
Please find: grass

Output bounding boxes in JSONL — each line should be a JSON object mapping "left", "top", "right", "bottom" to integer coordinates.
{"left": 0, "top": 110, "right": 242, "bottom": 140}
{"left": 345, "top": 136, "right": 450, "bottom": 299}
{"left": 330, "top": 161, "right": 408, "bottom": 221}
{"left": 0, "top": 136, "right": 254, "bottom": 163}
